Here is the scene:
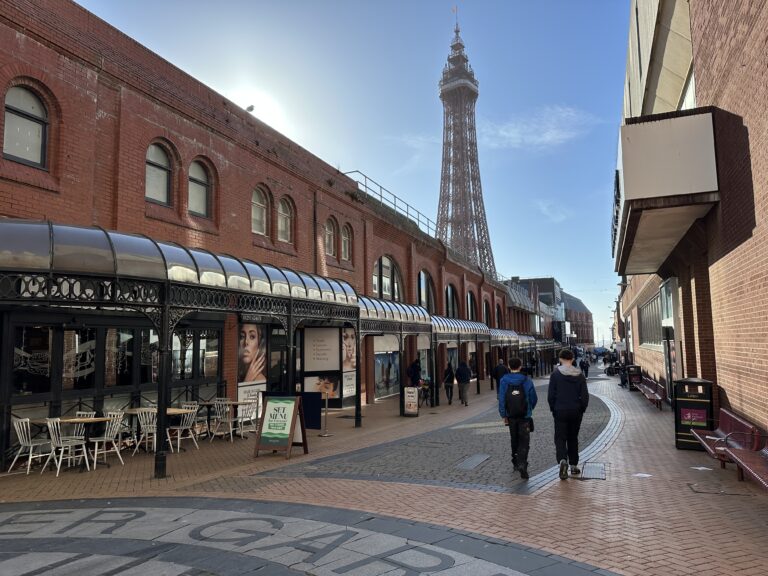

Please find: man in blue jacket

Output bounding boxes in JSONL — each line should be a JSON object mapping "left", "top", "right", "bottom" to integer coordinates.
{"left": 498, "top": 357, "right": 538, "bottom": 480}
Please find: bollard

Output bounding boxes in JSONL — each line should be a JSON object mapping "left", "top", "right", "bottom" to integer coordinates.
{"left": 318, "top": 391, "right": 333, "bottom": 437}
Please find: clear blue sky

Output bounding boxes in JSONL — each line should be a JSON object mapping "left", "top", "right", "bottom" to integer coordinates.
{"left": 75, "top": 0, "right": 629, "bottom": 344}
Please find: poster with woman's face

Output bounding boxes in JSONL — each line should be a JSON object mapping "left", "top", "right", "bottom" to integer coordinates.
{"left": 342, "top": 327, "right": 356, "bottom": 372}
{"left": 239, "top": 323, "right": 267, "bottom": 384}
{"left": 304, "top": 374, "right": 339, "bottom": 398}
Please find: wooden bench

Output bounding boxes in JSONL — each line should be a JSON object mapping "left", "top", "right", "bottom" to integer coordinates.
{"left": 635, "top": 377, "right": 667, "bottom": 410}
{"left": 690, "top": 407, "right": 760, "bottom": 468}
{"left": 723, "top": 445, "right": 768, "bottom": 490}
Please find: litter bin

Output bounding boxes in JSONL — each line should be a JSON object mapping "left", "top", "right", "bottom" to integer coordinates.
{"left": 626, "top": 365, "right": 642, "bottom": 391}
{"left": 673, "top": 378, "right": 714, "bottom": 450}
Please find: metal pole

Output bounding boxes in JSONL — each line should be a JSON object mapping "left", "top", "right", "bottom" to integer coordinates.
{"left": 319, "top": 391, "right": 333, "bottom": 437}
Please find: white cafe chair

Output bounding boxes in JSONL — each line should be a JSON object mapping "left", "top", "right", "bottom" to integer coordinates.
{"left": 166, "top": 402, "right": 200, "bottom": 452}
{"left": 41, "top": 418, "right": 90, "bottom": 477}
{"left": 7, "top": 418, "right": 51, "bottom": 475}
{"left": 90, "top": 411, "right": 125, "bottom": 468}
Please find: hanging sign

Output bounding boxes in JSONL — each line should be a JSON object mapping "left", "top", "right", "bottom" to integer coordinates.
{"left": 253, "top": 396, "right": 308, "bottom": 458}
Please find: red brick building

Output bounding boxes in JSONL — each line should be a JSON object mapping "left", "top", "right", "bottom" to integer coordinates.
{"left": 613, "top": 1, "right": 768, "bottom": 433}
{"left": 1, "top": 1, "right": 556, "bottom": 471}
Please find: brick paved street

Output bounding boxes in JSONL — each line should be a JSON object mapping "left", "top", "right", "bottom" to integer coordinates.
{"left": 1, "top": 369, "right": 767, "bottom": 575}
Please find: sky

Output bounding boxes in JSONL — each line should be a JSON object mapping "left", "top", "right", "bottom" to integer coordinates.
{"left": 75, "top": 0, "right": 629, "bottom": 345}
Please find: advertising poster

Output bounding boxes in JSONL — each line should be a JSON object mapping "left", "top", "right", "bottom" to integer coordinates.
{"left": 404, "top": 386, "right": 419, "bottom": 416}
{"left": 254, "top": 396, "right": 308, "bottom": 458}
{"left": 239, "top": 323, "right": 267, "bottom": 386}
{"left": 304, "top": 374, "right": 340, "bottom": 399}
{"left": 342, "top": 327, "right": 357, "bottom": 372}
{"left": 305, "top": 327, "right": 340, "bottom": 372}
{"left": 237, "top": 382, "right": 265, "bottom": 404}
{"left": 374, "top": 351, "right": 400, "bottom": 399}
{"left": 342, "top": 371, "right": 356, "bottom": 398}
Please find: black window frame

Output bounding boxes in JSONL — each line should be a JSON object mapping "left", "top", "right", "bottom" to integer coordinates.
{"left": 3, "top": 86, "right": 49, "bottom": 170}
{"left": 187, "top": 160, "right": 211, "bottom": 218}
{"left": 145, "top": 143, "right": 173, "bottom": 206}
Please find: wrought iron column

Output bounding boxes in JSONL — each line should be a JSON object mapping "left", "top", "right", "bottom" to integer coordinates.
{"left": 354, "top": 319, "right": 361, "bottom": 428}
{"left": 154, "top": 302, "right": 172, "bottom": 479}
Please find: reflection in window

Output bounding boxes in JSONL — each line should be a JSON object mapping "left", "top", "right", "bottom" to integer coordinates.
{"left": 483, "top": 301, "right": 491, "bottom": 326}
{"left": 325, "top": 218, "right": 337, "bottom": 257}
{"left": 251, "top": 188, "right": 268, "bottom": 235}
{"left": 199, "top": 330, "right": 220, "bottom": 378}
{"left": 172, "top": 330, "right": 194, "bottom": 380}
{"left": 63, "top": 328, "right": 97, "bottom": 391}
{"left": 418, "top": 270, "right": 436, "bottom": 314}
{"left": 445, "top": 284, "right": 459, "bottom": 318}
{"left": 188, "top": 161, "right": 210, "bottom": 217}
{"left": 12, "top": 326, "right": 52, "bottom": 396}
{"left": 341, "top": 225, "right": 352, "bottom": 261}
{"left": 140, "top": 329, "right": 159, "bottom": 384}
{"left": 496, "top": 304, "right": 503, "bottom": 328}
{"left": 269, "top": 327, "right": 286, "bottom": 392}
{"left": 145, "top": 143, "right": 171, "bottom": 204}
{"left": 277, "top": 198, "right": 293, "bottom": 243}
{"left": 371, "top": 255, "right": 402, "bottom": 302}
{"left": 466, "top": 291, "right": 477, "bottom": 321}
{"left": 4, "top": 86, "right": 48, "bottom": 167}
{"left": 105, "top": 328, "right": 134, "bottom": 387}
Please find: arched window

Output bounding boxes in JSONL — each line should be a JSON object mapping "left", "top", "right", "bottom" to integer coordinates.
{"left": 341, "top": 224, "right": 352, "bottom": 261}
{"left": 325, "top": 218, "right": 338, "bottom": 257}
{"left": 277, "top": 198, "right": 293, "bottom": 243}
{"left": 418, "top": 270, "right": 436, "bottom": 314}
{"left": 483, "top": 300, "right": 492, "bottom": 326}
{"left": 496, "top": 304, "right": 503, "bottom": 328}
{"left": 188, "top": 161, "right": 210, "bottom": 217}
{"left": 466, "top": 291, "right": 477, "bottom": 321}
{"left": 3, "top": 86, "right": 48, "bottom": 168}
{"left": 372, "top": 255, "right": 402, "bottom": 301}
{"left": 445, "top": 284, "right": 459, "bottom": 318}
{"left": 251, "top": 187, "right": 268, "bottom": 235}
{"left": 145, "top": 143, "right": 171, "bottom": 205}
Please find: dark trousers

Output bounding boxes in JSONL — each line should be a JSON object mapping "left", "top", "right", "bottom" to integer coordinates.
{"left": 444, "top": 384, "right": 454, "bottom": 403}
{"left": 508, "top": 418, "right": 531, "bottom": 466}
{"left": 554, "top": 409, "right": 583, "bottom": 465}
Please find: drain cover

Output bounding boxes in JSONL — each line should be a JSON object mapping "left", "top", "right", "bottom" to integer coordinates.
{"left": 578, "top": 462, "right": 606, "bottom": 480}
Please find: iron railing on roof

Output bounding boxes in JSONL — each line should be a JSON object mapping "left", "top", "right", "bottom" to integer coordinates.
{"left": 344, "top": 170, "right": 437, "bottom": 238}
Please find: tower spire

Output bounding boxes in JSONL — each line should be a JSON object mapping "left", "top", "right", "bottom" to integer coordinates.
{"left": 436, "top": 22, "right": 497, "bottom": 278}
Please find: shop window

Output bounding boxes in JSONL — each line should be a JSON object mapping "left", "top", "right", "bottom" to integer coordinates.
{"left": 3, "top": 86, "right": 48, "bottom": 168}
{"left": 199, "top": 330, "right": 220, "bottom": 378}
{"left": 251, "top": 187, "right": 268, "bottom": 235}
{"left": 140, "top": 329, "right": 159, "bottom": 384}
{"left": 145, "top": 143, "right": 172, "bottom": 205}
{"left": 483, "top": 301, "right": 491, "bottom": 326}
{"left": 172, "top": 330, "right": 194, "bottom": 380}
{"left": 188, "top": 160, "right": 210, "bottom": 217}
{"left": 639, "top": 294, "right": 662, "bottom": 346}
{"left": 445, "top": 284, "right": 459, "bottom": 318}
{"left": 12, "top": 326, "right": 52, "bottom": 396}
{"left": 104, "top": 328, "right": 134, "bottom": 388}
{"left": 467, "top": 291, "right": 477, "bottom": 321}
{"left": 62, "top": 328, "right": 97, "bottom": 391}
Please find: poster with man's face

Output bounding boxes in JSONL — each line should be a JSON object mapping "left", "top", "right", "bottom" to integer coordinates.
{"left": 239, "top": 323, "right": 267, "bottom": 385}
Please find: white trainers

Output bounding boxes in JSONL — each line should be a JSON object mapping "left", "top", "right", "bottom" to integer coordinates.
{"left": 570, "top": 465, "right": 581, "bottom": 476}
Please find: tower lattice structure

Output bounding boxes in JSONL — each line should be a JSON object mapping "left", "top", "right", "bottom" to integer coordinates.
{"left": 436, "top": 24, "right": 497, "bottom": 278}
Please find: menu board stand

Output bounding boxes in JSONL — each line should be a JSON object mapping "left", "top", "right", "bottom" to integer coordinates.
{"left": 253, "top": 396, "right": 309, "bottom": 459}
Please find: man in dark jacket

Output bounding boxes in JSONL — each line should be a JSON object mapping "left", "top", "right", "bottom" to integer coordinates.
{"left": 455, "top": 361, "right": 472, "bottom": 406}
{"left": 498, "top": 358, "right": 538, "bottom": 479}
{"left": 548, "top": 348, "right": 589, "bottom": 480}
{"left": 492, "top": 358, "right": 509, "bottom": 392}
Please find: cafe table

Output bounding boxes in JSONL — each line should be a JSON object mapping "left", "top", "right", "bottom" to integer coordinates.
{"left": 30, "top": 416, "right": 112, "bottom": 472}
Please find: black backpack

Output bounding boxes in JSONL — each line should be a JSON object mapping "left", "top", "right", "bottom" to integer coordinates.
{"left": 505, "top": 380, "right": 528, "bottom": 419}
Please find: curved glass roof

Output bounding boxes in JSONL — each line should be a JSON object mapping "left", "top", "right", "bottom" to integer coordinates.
{"left": 431, "top": 316, "right": 490, "bottom": 336}
{"left": 490, "top": 328, "right": 519, "bottom": 345}
{"left": 0, "top": 220, "right": 362, "bottom": 305}
{"left": 358, "top": 296, "right": 430, "bottom": 324}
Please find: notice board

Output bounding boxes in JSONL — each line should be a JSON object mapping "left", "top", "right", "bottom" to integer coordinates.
{"left": 253, "top": 396, "right": 308, "bottom": 458}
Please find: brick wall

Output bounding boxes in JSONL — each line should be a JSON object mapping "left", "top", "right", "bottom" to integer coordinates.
{"left": 688, "top": 0, "right": 768, "bottom": 429}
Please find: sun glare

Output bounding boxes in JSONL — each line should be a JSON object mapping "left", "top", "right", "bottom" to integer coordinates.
{"left": 223, "top": 87, "right": 294, "bottom": 139}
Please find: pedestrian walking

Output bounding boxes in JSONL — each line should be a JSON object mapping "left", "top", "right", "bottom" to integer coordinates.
{"left": 498, "top": 357, "right": 538, "bottom": 479}
{"left": 579, "top": 357, "right": 590, "bottom": 379}
{"left": 408, "top": 359, "right": 422, "bottom": 387}
{"left": 456, "top": 360, "right": 471, "bottom": 406}
{"left": 443, "top": 362, "right": 456, "bottom": 405}
{"left": 492, "top": 358, "right": 509, "bottom": 392}
{"left": 548, "top": 348, "right": 589, "bottom": 480}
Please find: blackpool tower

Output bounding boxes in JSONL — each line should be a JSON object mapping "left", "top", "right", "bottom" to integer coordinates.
{"left": 436, "top": 23, "right": 497, "bottom": 278}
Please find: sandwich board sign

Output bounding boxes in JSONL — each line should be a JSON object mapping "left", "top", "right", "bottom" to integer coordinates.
{"left": 253, "top": 396, "right": 308, "bottom": 458}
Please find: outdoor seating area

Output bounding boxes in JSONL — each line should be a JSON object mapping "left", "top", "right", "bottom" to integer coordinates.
{"left": 6, "top": 397, "right": 261, "bottom": 477}
{"left": 691, "top": 407, "right": 761, "bottom": 468}
{"left": 635, "top": 377, "right": 667, "bottom": 410}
